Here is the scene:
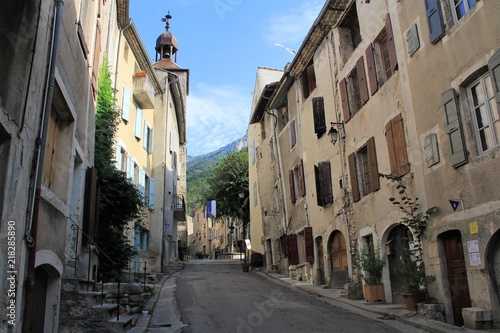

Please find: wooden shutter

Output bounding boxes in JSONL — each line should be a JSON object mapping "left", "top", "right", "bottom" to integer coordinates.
{"left": 425, "top": 0, "right": 445, "bottom": 44}
{"left": 488, "top": 49, "right": 500, "bottom": 104}
{"left": 340, "top": 78, "right": 351, "bottom": 122}
{"left": 92, "top": 22, "right": 101, "bottom": 94}
{"left": 305, "top": 227, "right": 314, "bottom": 264}
{"left": 367, "top": 137, "right": 380, "bottom": 192}
{"left": 83, "top": 167, "right": 98, "bottom": 245}
{"left": 298, "top": 159, "right": 306, "bottom": 197}
{"left": 77, "top": 22, "right": 89, "bottom": 59}
{"left": 301, "top": 73, "right": 309, "bottom": 99}
{"left": 313, "top": 97, "right": 326, "bottom": 136}
{"left": 356, "top": 56, "right": 369, "bottom": 105}
{"left": 314, "top": 165, "right": 324, "bottom": 206}
{"left": 288, "top": 234, "right": 299, "bottom": 265}
{"left": 348, "top": 153, "right": 360, "bottom": 202}
{"left": 289, "top": 170, "right": 296, "bottom": 203}
{"left": 442, "top": 89, "right": 468, "bottom": 167}
{"left": 385, "top": 14, "right": 398, "bottom": 72}
{"left": 290, "top": 119, "right": 296, "bottom": 147}
{"left": 365, "top": 44, "right": 378, "bottom": 95}
{"left": 321, "top": 161, "right": 333, "bottom": 204}
{"left": 385, "top": 114, "right": 410, "bottom": 176}
{"left": 307, "top": 63, "right": 317, "bottom": 95}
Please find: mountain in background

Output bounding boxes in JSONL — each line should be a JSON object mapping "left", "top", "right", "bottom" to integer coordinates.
{"left": 186, "top": 135, "right": 248, "bottom": 215}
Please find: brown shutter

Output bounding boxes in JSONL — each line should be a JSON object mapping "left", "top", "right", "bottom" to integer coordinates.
{"left": 313, "top": 97, "right": 326, "bottom": 136}
{"left": 348, "top": 153, "right": 360, "bottom": 202}
{"left": 385, "top": 119, "right": 398, "bottom": 176}
{"left": 365, "top": 44, "right": 378, "bottom": 95}
{"left": 298, "top": 159, "right": 306, "bottom": 197}
{"left": 340, "top": 78, "right": 351, "bottom": 122}
{"left": 367, "top": 137, "right": 380, "bottom": 192}
{"left": 385, "top": 14, "right": 398, "bottom": 72}
{"left": 392, "top": 114, "right": 410, "bottom": 176}
{"left": 83, "top": 167, "right": 98, "bottom": 245}
{"left": 289, "top": 170, "right": 296, "bottom": 203}
{"left": 301, "top": 73, "right": 309, "bottom": 99}
{"left": 314, "top": 165, "right": 324, "bottom": 206}
{"left": 305, "top": 227, "right": 314, "bottom": 263}
{"left": 307, "top": 63, "right": 317, "bottom": 95}
{"left": 288, "top": 234, "right": 299, "bottom": 265}
{"left": 322, "top": 161, "right": 334, "bottom": 205}
{"left": 92, "top": 22, "right": 102, "bottom": 95}
{"left": 356, "top": 56, "right": 369, "bottom": 105}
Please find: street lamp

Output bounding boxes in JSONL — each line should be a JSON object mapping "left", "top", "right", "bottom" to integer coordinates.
{"left": 328, "top": 122, "right": 345, "bottom": 145}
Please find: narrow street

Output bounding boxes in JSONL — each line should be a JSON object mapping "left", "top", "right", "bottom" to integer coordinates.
{"left": 172, "top": 261, "right": 422, "bottom": 333}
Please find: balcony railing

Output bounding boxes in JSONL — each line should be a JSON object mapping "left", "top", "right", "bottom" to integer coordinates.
{"left": 172, "top": 194, "right": 186, "bottom": 221}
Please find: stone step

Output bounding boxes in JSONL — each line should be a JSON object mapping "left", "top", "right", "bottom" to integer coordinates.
{"left": 107, "top": 315, "right": 135, "bottom": 333}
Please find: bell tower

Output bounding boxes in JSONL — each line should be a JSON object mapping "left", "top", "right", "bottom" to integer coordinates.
{"left": 155, "top": 11, "right": 178, "bottom": 63}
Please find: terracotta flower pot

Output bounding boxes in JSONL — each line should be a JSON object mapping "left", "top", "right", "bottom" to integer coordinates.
{"left": 401, "top": 291, "right": 426, "bottom": 311}
{"left": 363, "top": 284, "right": 385, "bottom": 302}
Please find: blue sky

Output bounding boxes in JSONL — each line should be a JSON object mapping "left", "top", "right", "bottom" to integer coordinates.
{"left": 130, "top": 0, "right": 324, "bottom": 156}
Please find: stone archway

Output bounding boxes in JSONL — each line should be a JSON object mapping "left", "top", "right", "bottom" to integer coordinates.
{"left": 328, "top": 230, "right": 348, "bottom": 288}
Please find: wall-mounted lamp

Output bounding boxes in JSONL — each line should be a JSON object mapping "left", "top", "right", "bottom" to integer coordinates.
{"left": 328, "top": 122, "right": 345, "bottom": 145}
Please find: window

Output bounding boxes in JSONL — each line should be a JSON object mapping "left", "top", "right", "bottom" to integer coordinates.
{"left": 313, "top": 97, "right": 327, "bottom": 137}
{"left": 468, "top": 74, "right": 500, "bottom": 153}
{"left": 348, "top": 137, "right": 380, "bottom": 202}
{"left": 253, "top": 181, "right": 258, "bottom": 207}
{"left": 148, "top": 178, "right": 155, "bottom": 209}
{"left": 340, "top": 3, "right": 361, "bottom": 50}
{"left": 115, "top": 143, "right": 126, "bottom": 171}
{"left": 314, "top": 161, "right": 333, "bottom": 207}
{"left": 122, "top": 86, "right": 131, "bottom": 121}
{"left": 450, "top": 0, "right": 477, "bottom": 22}
{"left": 289, "top": 159, "right": 305, "bottom": 204}
{"left": 301, "top": 60, "right": 317, "bottom": 99}
{"left": 290, "top": 119, "right": 297, "bottom": 148}
{"left": 143, "top": 123, "right": 154, "bottom": 154}
{"left": 365, "top": 14, "right": 398, "bottom": 95}
{"left": 134, "top": 226, "right": 148, "bottom": 251}
{"left": 442, "top": 88, "right": 468, "bottom": 167}
{"left": 385, "top": 114, "right": 410, "bottom": 176}
{"left": 138, "top": 169, "right": 146, "bottom": 199}
{"left": 340, "top": 57, "right": 369, "bottom": 122}
{"left": 134, "top": 107, "right": 143, "bottom": 139}
{"left": 424, "top": 133, "right": 440, "bottom": 167}
{"left": 277, "top": 107, "right": 289, "bottom": 132}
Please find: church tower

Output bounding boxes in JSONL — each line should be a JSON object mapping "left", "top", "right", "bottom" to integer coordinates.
{"left": 155, "top": 11, "right": 179, "bottom": 68}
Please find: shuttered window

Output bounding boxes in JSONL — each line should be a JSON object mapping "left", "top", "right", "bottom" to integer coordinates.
{"left": 340, "top": 78, "right": 351, "bottom": 122}
{"left": 304, "top": 227, "right": 314, "bottom": 264}
{"left": 288, "top": 234, "right": 299, "bottom": 265}
{"left": 122, "top": 86, "right": 131, "bottom": 121}
{"left": 366, "top": 44, "right": 378, "bottom": 95}
{"left": 357, "top": 57, "right": 369, "bottom": 105}
{"left": 290, "top": 119, "right": 297, "bottom": 148}
{"left": 298, "top": 159, "right": 306, "bottom": 197}
{"left": 425, "top": 0, "right": 445, "bottom": 44}
{"left": 301, "top": 60, "right": 317, "bottom": 99}
{"left": 348, "top": 137, "right": 380, "bottom": 202}
{"left": 343, "top": 57, "right": 369, "bottom": 121}
{"left": 289, "top": 160, "right": 306, "bottom": 203}
{"left": 92, "top": 22, "right": 101, "bottom": 96}
{"left": 138, "top": 169, "right": 146, "bottom": 199}
{"left": 313, "top": 97, "right": 327, "bottom": 137}
{"left": 314, "top": 161, "right": 333, "bottom": 207}
{"left": 289, "top": 170, "right": 296, "bottom": 204}
{"left": 442, "top": 88, "right": 468, "bottom": 167}
{"left": 385, "top": 114, "right": 410, "bottom": 176}
{"left": 134, "top": 107, "right": 143, "bottom": 139}
{"left": 149, "top": 178, "right": 155, "bottom": 209}
{"left": 385, "top": 14, "right": 398, "bottom": 73}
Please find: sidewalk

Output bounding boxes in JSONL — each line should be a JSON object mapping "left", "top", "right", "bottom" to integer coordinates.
{"left": 257, "top": 270, "right": 499, "bottom": 333}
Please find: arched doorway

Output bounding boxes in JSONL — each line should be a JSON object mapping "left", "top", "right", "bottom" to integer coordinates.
{"left": 329, "top": 231, "right": 348, "bottom": 288}
{"left": 487, "top": 229, "right": 500, "bottom": 310}
{"left": 387, "top": 224, "right": 413, "bottom": 304}
{"left": 439, "top": 230, "right": 471, "bottom": 326}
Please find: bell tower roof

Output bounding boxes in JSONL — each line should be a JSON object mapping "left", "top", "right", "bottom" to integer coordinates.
{"left": 155, "top": 11, "right": 179, "bottom": 64}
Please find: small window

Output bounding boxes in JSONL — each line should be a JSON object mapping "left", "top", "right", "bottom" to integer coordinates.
{"left": 348, "top": 137, "right": 380, "bottom": 202}
{"left": 312, "top": 97, "right": 327, "bottom": 137}
{"left": 449, "top": 0, "right": 477, "bottom": 22}
{"left": 290, "top": 119, "right": 297, "bottom": 148}
{"left": 143, "top": 123, "right": 154, "bottom": 154}
{"left": 349, "top": 68, "right": 362, "bottom": 113}
{"left": 301, "top": 60, "right": 317, "bottom": 99}
{"left": 289, "top": 159, "right": 305, "bottom": 203}
{"left": 341, "top": 4, "right": 361, "bottom": 50}
{"left": 424, "top": 133, "right": 440, "bottom": 167}
{"left": 343, "top": 57, "right": 369, "bottom": 120}
{"left": 468, "top": 74, "right": 500, "bottom": 153}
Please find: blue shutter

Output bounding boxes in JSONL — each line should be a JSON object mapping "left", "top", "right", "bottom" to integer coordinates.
{"left": 425, "top": 0, "right": 445, "bottom": 44}
{"left": 149, "top": 127, "right": 154, "bottom": 154}
{"left": 149, "top": 178, "right": 155, "bottom": 209}
{"left": 126, "top": 154, "right": 133, "bottom": 180}
{"left": 134, "top": 227, "right": 140, "bottom": 250}
{"left": 115, "top": 143, "right": 122, "bottom": 170}
{"left": 122, "top": 86, "right": 130, "bottom": 121}
{"left": 134, "top": 107, "right": 143, "bottom": 139}
{"left": 143, "top": 123, "right": 148, "bottom": 151}
{"left": 138, "top": 169, "right": 146, "bottom": 199}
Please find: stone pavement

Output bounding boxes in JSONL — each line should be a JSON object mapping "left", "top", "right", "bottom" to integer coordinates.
{"left": 257, "top": 270, "right": 500, "bottom": 333}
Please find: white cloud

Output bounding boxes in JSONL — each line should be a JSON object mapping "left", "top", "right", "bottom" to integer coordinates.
{"left": 186, "top": 83, "right": 252, "bottom": 156}
{"left": 264, "top": 0, "right": 324, "bottom": 47}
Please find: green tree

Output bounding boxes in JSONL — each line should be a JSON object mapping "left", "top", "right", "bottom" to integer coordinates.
{"left": 205, "top": 149, "right": 249, "bottom": 222}
{"left": 95, "top": 57, "right": 144, "bottom": 280}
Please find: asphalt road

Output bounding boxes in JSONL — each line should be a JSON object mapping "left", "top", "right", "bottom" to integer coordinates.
{"left": 175, "top": 260, "right": 413, "bottom": 333}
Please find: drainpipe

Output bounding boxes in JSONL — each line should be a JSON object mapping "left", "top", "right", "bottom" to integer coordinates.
{"left": 24, "top": 1, "right": 64, "bottom": 331}
{"left": 113, "top": 19, "right": 133, "bottom": 95}
{"left": 162, "top": 73, "right": 178, "bottom": 271}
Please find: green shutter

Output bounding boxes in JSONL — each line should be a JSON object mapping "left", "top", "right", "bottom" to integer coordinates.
{"left": 442, "top": 88, "right": 468, "bottom": 167}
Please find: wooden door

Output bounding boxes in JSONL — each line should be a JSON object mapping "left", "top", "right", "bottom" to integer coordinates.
{"left": 31, "top": 267, "right": 48, "bottom": 332}
{"left": 317, "top": 237, "right": 325, "bottom": 285}
{"left": 442, "top": 230, "right": 471, "bottom": 326}
{"left": 330, "top": 231, "right": 348, "bottom": 288}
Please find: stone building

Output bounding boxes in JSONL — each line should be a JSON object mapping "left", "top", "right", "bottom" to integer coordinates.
{"left": 249, "top": 0, "right": 500, "bottom": 328}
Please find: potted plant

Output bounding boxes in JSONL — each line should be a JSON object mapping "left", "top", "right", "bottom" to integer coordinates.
{"left": 394, "top": 243, "right": 427, "bottom": 310}
{"left": 358, "top": 244, "right": 386, "bottom": 302}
